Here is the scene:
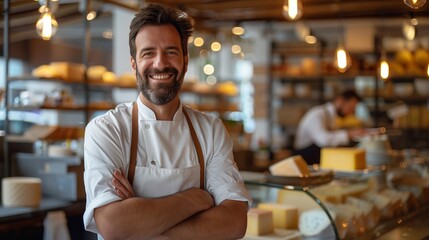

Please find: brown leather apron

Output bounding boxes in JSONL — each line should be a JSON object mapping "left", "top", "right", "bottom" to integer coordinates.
{"left": 127, "top": 102, "right": 205, "bottom": 189}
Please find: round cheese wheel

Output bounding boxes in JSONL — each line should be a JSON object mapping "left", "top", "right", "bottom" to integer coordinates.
{"left": 2, "top": 177, "right": 42, "bottom": 208}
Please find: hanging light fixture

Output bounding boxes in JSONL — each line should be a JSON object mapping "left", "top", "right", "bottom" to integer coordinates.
{"left": 379, "top": 51, "right": 390, "bottom": 80}
{"left": 334, "top": 43, "right": 351, "bottom": 73}
{"left": 232, "top": 25, "right": 245, "bottom": 36}
{"left": 35, "top": 0, "right": 58, "bottom": 41}
{"left": 282, "top": 0, "right": 303, "bottom": 21}
{"left": 403, "top": 0, "right": 427, "bottom": 9}
{"left": 402, "top": 18, "right": 416, "bottom": 40}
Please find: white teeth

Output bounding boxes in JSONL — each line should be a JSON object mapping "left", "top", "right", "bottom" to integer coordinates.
{"left": 151, "top": 74, "right": 170, "bottom": 80}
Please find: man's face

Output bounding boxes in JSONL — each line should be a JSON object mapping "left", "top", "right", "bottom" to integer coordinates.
{"left": 131, "top": 24, "right": 188, "bottom": 105}
{"left": 336, "top": 98, "right": 358, "bottom": 117}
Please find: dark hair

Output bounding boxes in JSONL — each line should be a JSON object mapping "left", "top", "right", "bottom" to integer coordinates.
{"left": 339, "top": 89, "right": 362, "bottom": 102}
{"left": 129, "top": 4, "right": 194, "bottom": 61}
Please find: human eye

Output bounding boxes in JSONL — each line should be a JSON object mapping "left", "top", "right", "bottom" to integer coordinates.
{"left": 142, "top": 51, "right": 154, "bottom": 58}
{"left": 166, "top": 50, "right": 179, "bottom": 56}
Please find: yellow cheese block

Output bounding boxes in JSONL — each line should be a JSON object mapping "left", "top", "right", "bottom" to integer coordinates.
{"left": 246, "top": 208, "right": 274, "bottom": 236}
{"left": 269, "top": 155, "right": 310, "bottom": 177}
{"left": 258, "top": 202, "right": 298, "bottom": 229}
{"left": 320, "top": 148, "right": 366, "bottom": 171}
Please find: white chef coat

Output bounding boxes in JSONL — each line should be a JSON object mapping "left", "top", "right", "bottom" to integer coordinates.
{"left": 294, "top": 102, "right": 349, "bottom": 150}
{"left": 83, "top": 98, "right": 252, "bottom": 235}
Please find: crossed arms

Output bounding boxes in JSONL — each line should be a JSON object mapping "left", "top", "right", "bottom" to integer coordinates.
{"left": 94, "top": 170, "right": 248, "bottom": 240}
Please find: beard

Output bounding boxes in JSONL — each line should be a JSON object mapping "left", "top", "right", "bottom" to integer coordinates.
{"left": 136, "top": 66, "right": 183, "bottom": 105}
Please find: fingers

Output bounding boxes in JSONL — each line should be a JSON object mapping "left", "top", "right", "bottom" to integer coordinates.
{"left": 113, "top": 169, "right": 135, "bottom": 194}
{"left": 112, "top": 169, "right": 135, "bottom": 199}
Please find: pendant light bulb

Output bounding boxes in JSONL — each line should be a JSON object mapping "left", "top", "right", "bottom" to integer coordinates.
{"left": 36, "top": 8, "right": 58, "bottom": 41}
{"left": 380, "top": 60, "right": 390, "bottom": 80}
{"left": 403, "top": 0, "right": 427, "bottom": 9}
{"left": 334, "top": 45, "right": 351, "bottom": 73}
{"left": 402, "top": 19, "right": 416, "bottom": 41}
{"left": 282, "top": 0, "right": 303, "bottom": 21}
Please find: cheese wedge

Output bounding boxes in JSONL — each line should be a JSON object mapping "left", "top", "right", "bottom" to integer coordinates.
{"left": 246, "top": 208, "right": 274, "bottom": 236}
{"left": 258, "top": 202, "right": 298, "bottom": 229}
{"left": 320, "top": 148, "right": 366, "bottom": 171}
{"left": 269, "top": 155, "right": 310, "bottom": 177}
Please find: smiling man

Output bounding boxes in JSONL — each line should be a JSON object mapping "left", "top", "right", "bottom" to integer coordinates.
{"left": 83, "top": 3, "right": 251, "bottom": 240}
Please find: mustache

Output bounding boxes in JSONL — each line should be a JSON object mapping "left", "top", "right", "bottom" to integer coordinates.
{"left": 144, "top": 67, "right": 178, "bottom": 75}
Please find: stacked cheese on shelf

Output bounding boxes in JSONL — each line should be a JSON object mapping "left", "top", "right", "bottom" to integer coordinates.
{"left": 320, "top": 147, "right": 366, "bottom": 171}
{"left": 246, "top": 208, "right": 274, "bottom": 236}
{"left": 87, "top": 65, "right": 117, "bottom": 83}
{"left": 257, "top": 203, "right": 298, "bottom": 229}
{"left": 32, "top": 62, "right": 85, "bottom": 82}
{"left": 246, "top": 203, "right": 299, "bottom": 236}
{"left": 269, "top": 155, "right": 310, "bottom": 177}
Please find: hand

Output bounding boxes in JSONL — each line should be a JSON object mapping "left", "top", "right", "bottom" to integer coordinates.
{"left": 112, "top": 169, "right": 135, "bottom": 199}
{"left": 348, "top": 128, "right": 368, "bottom": 141}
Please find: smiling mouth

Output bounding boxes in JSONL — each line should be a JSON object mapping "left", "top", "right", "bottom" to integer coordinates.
{"left": 149, "top": 73, "right": 173, "bottom": 81}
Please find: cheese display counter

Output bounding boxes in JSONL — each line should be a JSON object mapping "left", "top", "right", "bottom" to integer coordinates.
{"left": 241, "top": 150, "right": 429, "bottom": 240}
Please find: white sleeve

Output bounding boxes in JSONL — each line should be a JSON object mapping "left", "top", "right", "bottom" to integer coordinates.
{"left": 204, "top": 119, "right": 252, "bottom": 207}
{"left": 83, "top": 117, "right": 127, "bottom": 233}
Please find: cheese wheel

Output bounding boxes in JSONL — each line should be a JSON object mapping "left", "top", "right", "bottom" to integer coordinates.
{"left": 2, "top": 177, "right": 42, "bottom": 208}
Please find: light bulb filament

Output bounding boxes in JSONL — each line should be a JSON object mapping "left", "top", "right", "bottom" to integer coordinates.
{"left": 380, "top": 60, "right": 389, "bottom": 79}
{"left": 288, "top": 0, "right": 298, "bottom": 19}
{"left": 42, "top": 13, "right": 53, "bottom": 40}
{"left": 337, "top": 49, "right": 347, "bottom": 69}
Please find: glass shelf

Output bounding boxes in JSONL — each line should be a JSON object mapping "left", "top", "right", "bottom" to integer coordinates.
{"left": 241, "top": 171, "right": 340, "bottom": 240}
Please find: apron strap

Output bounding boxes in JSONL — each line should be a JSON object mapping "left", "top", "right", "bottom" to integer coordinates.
{"left": 127, "top": 101, "right": 139, "bottom": 184}
{"left": 182, "top": 108, "right": 205, "bottom": 190}
{"left": 128, "top": 102, "right": 205, "bottom": 190}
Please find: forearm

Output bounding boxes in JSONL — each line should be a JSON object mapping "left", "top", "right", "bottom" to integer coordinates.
{"left": 156, "top": 200, "right": 248, "bottom": 240}
{"left": 94, "top": 188, "right": 213, "bottom": 240}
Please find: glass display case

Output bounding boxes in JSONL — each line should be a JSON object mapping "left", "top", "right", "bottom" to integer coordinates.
{"left": 241, "top": 162, "right": 429, "bottom": 240}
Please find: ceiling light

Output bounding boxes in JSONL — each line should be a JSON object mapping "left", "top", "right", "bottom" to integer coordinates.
{"left": 402, "top": 19, "right": 416, "bottom": 40}
{"left": 35, "top": 7, "right": 58, "bottom": 40}
{"left": 232, "top": 26, "right": 245, "bottom": 36}
{"left": 86, "top": 10, "right": 97, "bottom": 21}
{"left": 211, "top": 42, "right": 222, "bottom": 52}
{"left": 194, "top": 37, "right": 204, "bottom": 47}
{"left": 334, "top": 43, "right": 351, "bottom": 73}
{"left": 403, "top": 0, "right": 427, "bottom": 9}
{"left": 203, "top": 64, "right": 215, "bottom": 75}
{"left": 305, "top": 35, "right": 317, "bottom": 44}
{"left": 282, "top": 0, "right": 303, "bottom": 21}
{"left": 231, "top": 45, "right": 242, "bottom": 54}
{"left": 379, "top": 60, "right": 389, "bottom": 80}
